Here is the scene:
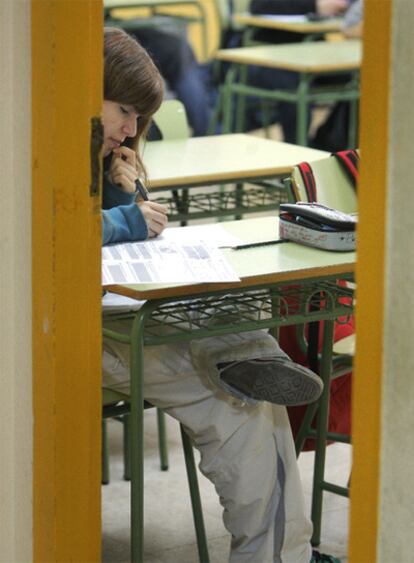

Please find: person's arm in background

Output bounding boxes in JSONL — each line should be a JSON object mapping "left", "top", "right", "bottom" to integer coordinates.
{"left": 342, "top": 0, "right": 363, "bottom": 37}
{"left": 250, "top": 0, "right": 349, "bottom": 16}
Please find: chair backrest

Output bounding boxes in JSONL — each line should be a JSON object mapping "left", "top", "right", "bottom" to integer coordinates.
{"left": 215, "top": 0, "right": 251, "bottom": 35}
{"left": 289, "top": 155, "right": 358, "bottom": 213}
{"left": 152, "top": 99, "right": 190, "bottom": 140}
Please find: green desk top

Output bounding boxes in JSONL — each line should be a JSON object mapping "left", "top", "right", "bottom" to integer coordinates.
{"left": 108, "top": 216, "right": 356, "bottom": 300}
{"left": 144, "top": 134, "right": 327, "bottom": 189}
{"left": 234, "top": 13, "right": 343, "bottom": 34}
{"left": 215, "top": 40, "right": 362, "bottom": 73}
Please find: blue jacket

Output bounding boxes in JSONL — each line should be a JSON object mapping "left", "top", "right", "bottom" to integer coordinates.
{"left": 101, "top": 169, "right": 148, "bottom": 245}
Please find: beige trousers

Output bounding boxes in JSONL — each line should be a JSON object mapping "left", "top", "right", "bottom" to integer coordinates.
{"left": 103, "top": 318, "right": 312, "bottom": 563}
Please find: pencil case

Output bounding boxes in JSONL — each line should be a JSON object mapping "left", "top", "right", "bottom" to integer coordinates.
{"left": 279, "top": 202, "right": 357, "bottom": 251}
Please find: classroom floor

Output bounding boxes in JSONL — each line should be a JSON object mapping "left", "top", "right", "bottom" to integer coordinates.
{"left": 102, "top": 410, "right": 351, "bottom": 563}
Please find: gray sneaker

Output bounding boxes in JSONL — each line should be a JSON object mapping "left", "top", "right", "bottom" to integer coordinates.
{"left": 218, "top": 357, "right": 323, "bottom": 406}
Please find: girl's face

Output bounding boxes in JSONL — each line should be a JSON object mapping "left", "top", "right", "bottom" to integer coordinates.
{"left": 102, "top": 100, "right": 139, "bottom": 157}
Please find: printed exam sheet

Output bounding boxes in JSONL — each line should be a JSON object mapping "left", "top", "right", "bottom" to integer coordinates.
{"left": 102, "top": 238, "right": 240, "bottom": 285}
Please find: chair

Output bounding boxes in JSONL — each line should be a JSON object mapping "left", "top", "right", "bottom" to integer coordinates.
{"left": 284, "top": 154, "right": 357, "bottom": 545}
{"left": 288, "top": 153, "right": 358, "bottom": 212}
{"left": 102, "top": 387, "right": 210, "bottom": 562}
{"left": 150, "top": 99, "right": 193, "bottom": 225}
{"left": 153, "top": 98, "right": 190, "bottom": 140}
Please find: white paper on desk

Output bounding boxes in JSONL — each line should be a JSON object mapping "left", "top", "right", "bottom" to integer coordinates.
{"left": 261, "top": 14, "right": 307, "bottom": 22}
{"left": 102, "top": 239, "right": 240, "bottom": 285}
{"left": 158, "top": 224, "right": 243, "bottom": 248}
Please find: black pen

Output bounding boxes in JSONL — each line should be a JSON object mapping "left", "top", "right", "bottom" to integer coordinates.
{"left": 135, "top": 179, "right": 149, "bottom": 201}
{"left": 231, "top": 239, "right": 289, "bottom": 250}
{"left": 119, "top": 153, "right": 150, "bottom": 201}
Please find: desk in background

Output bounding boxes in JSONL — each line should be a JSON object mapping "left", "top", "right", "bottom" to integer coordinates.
{"left": 234, "top": 13, "right": 343, "bottom": 44}
{"left": 143, "top": 133, "right": 327, "bottom": 222}
{"left": 214, "top": 40, "right": 361, "bottom": 146}
{"left": 104, "top": 216, "right": 356, "bottom": 558}
{"left": 104, "top": 0, "right": 209, "bottom": 58}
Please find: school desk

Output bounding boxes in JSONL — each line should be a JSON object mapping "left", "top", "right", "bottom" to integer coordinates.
{"left": 103, "top": 216, "right": 356, "bottom": 559}
{"left": 234, "top": 13, "right": 343, "bottom": 45}
{"left": 214, "top": 39, "right": 362, "bottom": 146}
{"left": 143, "top": 133, "right": 327, "bottom": 222}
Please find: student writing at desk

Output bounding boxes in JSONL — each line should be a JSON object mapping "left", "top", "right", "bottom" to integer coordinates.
{"left": 101, "top": 28, "right": 340, "bottom": 563}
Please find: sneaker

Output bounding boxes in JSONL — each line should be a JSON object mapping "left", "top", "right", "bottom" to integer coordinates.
{"left": 310, "top": 550, "right": 341, "bottom": 562}
{"left": 217, "top": 356, "right": 323, "bottom": 406}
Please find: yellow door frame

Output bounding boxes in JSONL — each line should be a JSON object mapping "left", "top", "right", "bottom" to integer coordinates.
{"left": 350, "top": 1, "right": 392, "bottom": 561}
{"left": 32, "top": 1, "right": 102, "bottom": 560}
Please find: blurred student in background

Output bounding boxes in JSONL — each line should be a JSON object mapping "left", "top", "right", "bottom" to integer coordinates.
{"left": 238, "top": 0, "right": 355, "bottom": 141}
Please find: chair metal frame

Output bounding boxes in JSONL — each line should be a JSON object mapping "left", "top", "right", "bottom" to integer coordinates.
{"left": 102, "top": 389, "right": 210, "bottom": 562}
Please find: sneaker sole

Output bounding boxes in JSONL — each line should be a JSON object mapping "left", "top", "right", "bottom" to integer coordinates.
{"left": 242, "top": 360, "right": 323, "bottom": 406}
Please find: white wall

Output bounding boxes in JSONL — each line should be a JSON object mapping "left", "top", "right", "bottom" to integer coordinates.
{"left": 379, "top": 0, "right": 414, "bottom": 560}
{"left": 0, "top": 1, "right": 32, "bottom": 561}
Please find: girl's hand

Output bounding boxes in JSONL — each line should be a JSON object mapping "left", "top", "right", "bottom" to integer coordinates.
{"left": 138, "top": 201, "right": 169, "bottom": 238}
{"left": 108, "top": 146, "right": 138, "bottom": 193}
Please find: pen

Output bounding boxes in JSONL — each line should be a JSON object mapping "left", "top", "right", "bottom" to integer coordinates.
{"left": 231, "top": 239, "right": 289, "bottom": 250}
{"left": 135, "top": 179, "right": 149, "bottom": 201}
{"left": 119, "top": 152, "right": 150, "bottom": 201}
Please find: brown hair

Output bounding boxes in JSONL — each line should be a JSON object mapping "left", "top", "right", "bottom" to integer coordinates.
{"left": 104, "top": 27, "right": 164, "bottom": 178}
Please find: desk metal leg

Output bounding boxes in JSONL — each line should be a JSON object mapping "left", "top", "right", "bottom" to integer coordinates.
{"left": 310, "top": 319, "right": 334, "bottom": 546}
{"left": 157, "top": 409, "right": 169, "bottom": 471}
{"left": 222, "top": 66, "right": 238, "bottom": 133}
{"left": 123, "top": 414, "right": 131, "bottom": 481}
{"left": 296, "top": 73, "right": 310, "bottom": 146}
{"left": 102, "top": 419, "right": 110, "bottom": 485}
{"left": 235, "top": 65, "right": 248, "bottom": 133}
{"left": 348, "top": 74, "right": 360, "bottom": 148}
{"left": 130, "top": 311, "right": 146, "bottom": 563}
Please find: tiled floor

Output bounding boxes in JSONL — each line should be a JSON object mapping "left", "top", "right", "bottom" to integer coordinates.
{"left": 102, "top": 410, "right": 351, "bottom": 563}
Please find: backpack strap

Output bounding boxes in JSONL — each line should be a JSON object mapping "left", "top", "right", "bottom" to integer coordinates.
{"left": 332, "top": 150, "right": 359, "bottom": 189}
{"left": 297, "top": 161, "right": 317, "bottom": 202}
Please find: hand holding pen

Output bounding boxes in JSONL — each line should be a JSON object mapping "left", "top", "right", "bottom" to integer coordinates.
{"left": 134, "top": 169, "right": 169, "bottom": 237}
{"left": 109, "top": 146, "right": 138, "bottom": 193}
{"left": 109, "top": 145, "right": 168, "bottom": 237}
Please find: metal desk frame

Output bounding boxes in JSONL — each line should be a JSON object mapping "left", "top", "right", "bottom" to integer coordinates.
{"left": 143, "top": 134, "right": 327, "bottom": 223}
{"left": 103, "top": 272, "right": 354, "bottom": 560}
{"left": 214, "top": 42, "right": 361, "bottom": 146}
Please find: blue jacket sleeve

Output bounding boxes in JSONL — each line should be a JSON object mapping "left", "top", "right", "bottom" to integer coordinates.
{"left": 102, "top": 172, "right": 139, "bottom": 209}
{"left": 102, "top": 203, "right": 148, "bottom": 245}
